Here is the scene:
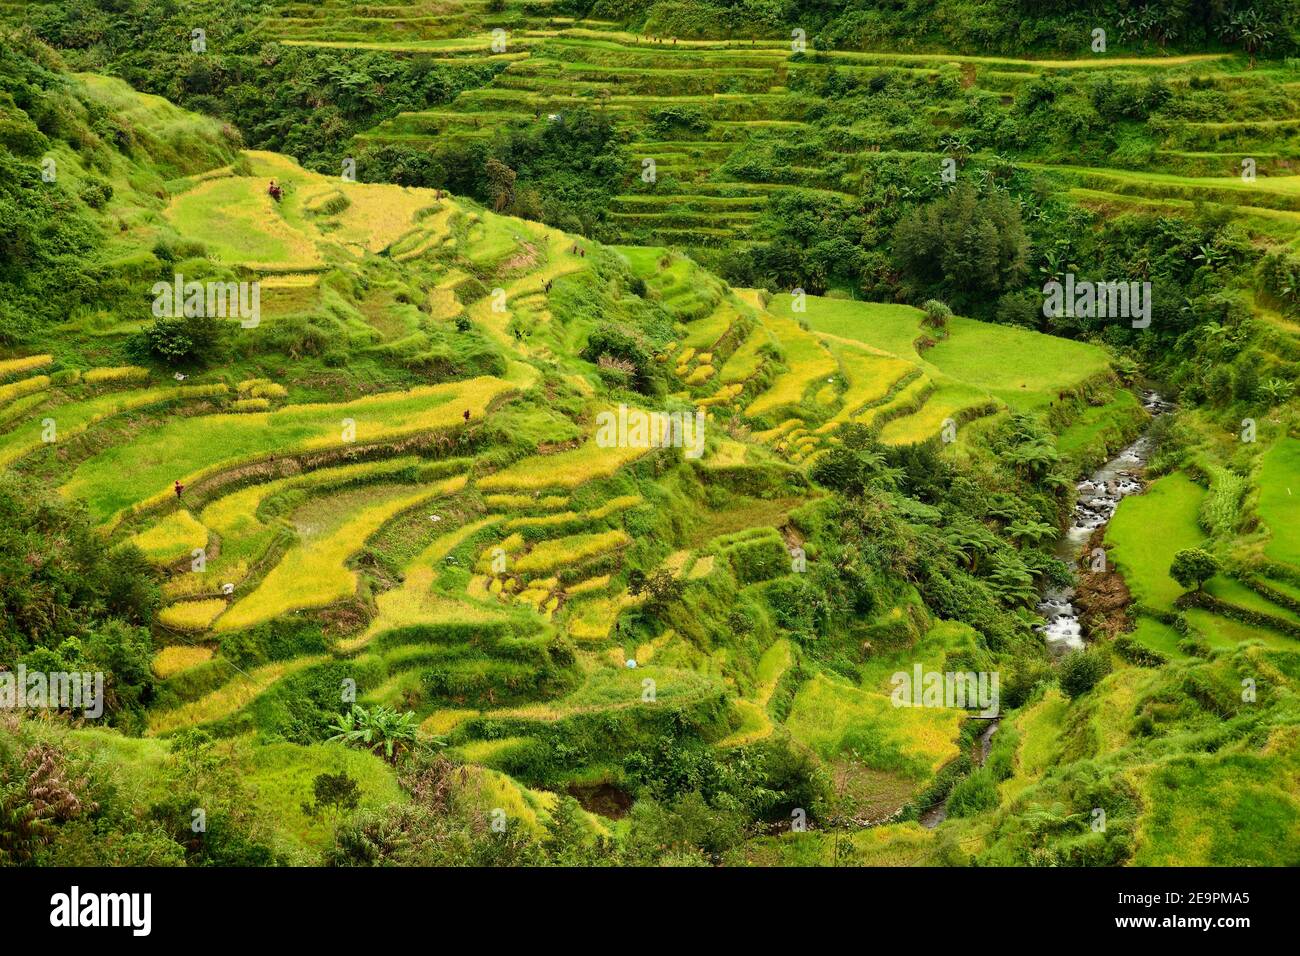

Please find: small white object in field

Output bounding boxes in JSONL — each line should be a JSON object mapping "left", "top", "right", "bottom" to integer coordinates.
{"left": 174, "top": 372, "right": 187, "bottom": 381}
{"left": 221, "top": 583, "right": 234, "bottom": 595}
{"left": 625, "top": 659, "right": 637, "bottom": 668}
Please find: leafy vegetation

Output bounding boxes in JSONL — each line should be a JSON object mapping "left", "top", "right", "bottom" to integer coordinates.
{"left": 2, "top": 3, "right": 1299, "bottom": 870}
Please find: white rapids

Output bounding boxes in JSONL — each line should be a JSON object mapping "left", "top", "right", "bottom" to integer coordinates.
{"left": 1035, "top": 390, "right": 1170, "bottom": 655}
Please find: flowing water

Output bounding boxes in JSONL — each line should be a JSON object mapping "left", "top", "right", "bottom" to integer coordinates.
{"left": 920, "top": 390, "right": 1170, "bottom": 829}
{"left": 1035, "top": 389, "right": 1172, "bottom": 656}
{"left": 919, "top": 717, "right": 1000, "bottom": 829}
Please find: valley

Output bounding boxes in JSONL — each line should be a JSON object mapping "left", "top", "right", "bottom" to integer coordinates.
{"left": 1, "top": 1, "right": 1298, "bottom": 871}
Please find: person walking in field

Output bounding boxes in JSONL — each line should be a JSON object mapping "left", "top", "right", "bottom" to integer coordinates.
{"left": 268, "top": 180, "right": 283, "bottom": 202}
{"left": 463, "top": 409, "right": 471, "bottom": 423}
{"left": 174, "top": 480, "right": 185, "bottom": 498}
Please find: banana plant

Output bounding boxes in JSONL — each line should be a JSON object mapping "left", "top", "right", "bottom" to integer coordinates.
{"left": 328, "top": 705, "right": 418, "bottom": 763}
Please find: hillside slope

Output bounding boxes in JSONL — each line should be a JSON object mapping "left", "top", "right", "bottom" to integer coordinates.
{"left": 2, "top": 40, "right": 1299, "bottom": 868}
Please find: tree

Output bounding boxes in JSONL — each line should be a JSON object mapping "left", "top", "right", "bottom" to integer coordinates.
{"left": 0, "top": 474, "right": 159, "bottom": 726}
{"left": 626, "top": 568, "right": 684, "bottom": 613}
{"left": 302, "top": 771, "right": 361, "bottom": 821}
{"left": 810, "top": 444, "right": 892, "bottom": 496}
{"left": 892, "top": 184, "right": 1028, "bottom": 313}
{"left": 127, "top": 314, "right": 229, "bottom": 367}
{"left": 484, "top": 157, "right": 517, "bottom": 213}
{"left": 1218, "top": 10, "right": 1274, "bottom": 68}
{"left": 1170, "top": 549, "right": 1219, "bottom": 592}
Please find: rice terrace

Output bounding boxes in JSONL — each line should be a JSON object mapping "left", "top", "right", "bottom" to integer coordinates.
{"left": 2, "top": 0, "right": 1300, "bottom": 893}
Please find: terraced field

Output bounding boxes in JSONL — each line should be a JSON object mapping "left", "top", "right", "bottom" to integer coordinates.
{"left": 222, "top": 3, "right": 1300, "bottom": 262}
{"left": 5, "top": 70, "right": 1131, "bottom": 840}
{"left": 6, "top": 11, "right": 1300, "bottom": 873}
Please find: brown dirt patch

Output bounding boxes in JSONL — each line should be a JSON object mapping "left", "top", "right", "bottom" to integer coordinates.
{"left": 1075, "top": 526, "right": 1133, "bottom": 638}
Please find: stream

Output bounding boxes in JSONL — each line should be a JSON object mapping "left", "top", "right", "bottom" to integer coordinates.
{"left": 919, "top": 389, "right": 1170, "bottom": 829}
{"left": 919, "top": 718, "right": 1000, "bottom": 829}
{"left": 1035, "top": 389, "right": 1172, "bottom": 657}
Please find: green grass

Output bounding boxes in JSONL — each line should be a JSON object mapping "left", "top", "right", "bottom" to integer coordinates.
{"left": 1133, "top": 744, "right": 1300, "bottom": 866}
{"left": 0, "top": 384, "right": 226, "bottom": 470}
{"left": 1182, "top": 608, "right": 1298, "bottom": 652}
{"left": 1257, "top": 438, "right": 1300, "bottom": 568}
{"left": 717, "top": 638, "right": 795, "bottom": 747}
{"left": 1105, "top": 471, "right": 1207, "bottom": 613}
{"left": 784, "top": 671, "right": 964, "bottom": 775}
{"left": 1127, "top": 614, "right": 1190, "bottom": 661}
{"left": 743, "top": 312, "right": 838, "bottom": 419}
{"left": 215, "top": 481, "right": 447, "bottom": 632}
{"left": 1204, "top": 575, "right": 1300, "bottom": 627}
{"left": 128, "top": 509, "right": 209, "bottom": 565}
{"left": 814, "top": 342, "right": 914, "bottom": 430}
{"left": 13, "top": 45, "right": 1300, "bottom": 867}
{"left": 877, "top": 379, "right": 991, "bottom": 446}
{"left": 242, "top": 741, "right": 406, "bottom": 860}
{"left": 999, "top": 688, "right": 1069, "bottom": 803}
{"left": 925, "top": 318, "right": 1110, "bottom": 411}
{"left": 771, "top": 294, "right": 1110, "bottom": 439}
{"left": 62, "top": 376, "right": 507, "bottom": 524}
{"left": 477, "top": 429, "right": 650, "bottom": 492}
{"left": 166, "top": 176, "right": 325, "bottom": 270}
{"left": 148, "top": 656, "right": 328, "bottom": 735}
{"left": 774, "top": 295, "right": 926, "bottom": 361}
{"left": 513, "top": 529, "right": 630, "bottom": 576}
{"left": 1055, "top": 387, "right": 1147, "bottom": 467}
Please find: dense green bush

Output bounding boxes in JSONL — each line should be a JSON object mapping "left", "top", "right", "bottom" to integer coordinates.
{"left": 1058, "top": 646, "right": 1112, "bottom": 699}
{"left": 127, "top": 314, "right": 230, "bottom": 367}
{"left": 0, "top": 475, "right": 159, "bottom": 726}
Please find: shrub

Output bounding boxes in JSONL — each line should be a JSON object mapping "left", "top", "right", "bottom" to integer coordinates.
{"left": 77, "top": 179, "right": 113, "bottom": 209}
{"left": 127, "top": 314, "right": 229, "bottom": 367}
{"left": 945, "top": 767, "right": 999, "bottom": 817}
{"left": 1058, "top": 646, "right": 1111, "bottom": 699}
{"left": 922, "top": 298, "right": 953, "bottom": 329}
